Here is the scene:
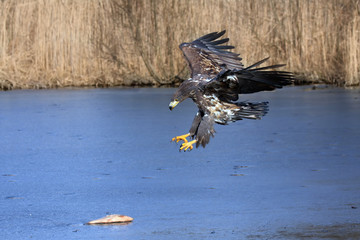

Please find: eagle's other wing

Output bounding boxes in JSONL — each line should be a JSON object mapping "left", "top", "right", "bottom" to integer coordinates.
{"left": 180, "top": 30, "right": 244, "bottom": 79}
{"left": 203, "top": 57, "right": 294, "bottom": 102}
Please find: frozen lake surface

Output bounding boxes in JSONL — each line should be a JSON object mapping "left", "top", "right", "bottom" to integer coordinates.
{"left": 1, "top": 86, "right": 360, "bottom": 239}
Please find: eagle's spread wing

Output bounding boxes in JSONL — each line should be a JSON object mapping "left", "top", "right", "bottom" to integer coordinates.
{"left": 202, "top": 57, "right": 294, "bottom": 102}
{"left": 179, "top": 30, "right": 244, "bottom": 79}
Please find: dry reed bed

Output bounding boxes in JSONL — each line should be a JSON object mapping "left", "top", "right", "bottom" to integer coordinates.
{"left": 0, "top": 0, "right": 359, "bottom": 90}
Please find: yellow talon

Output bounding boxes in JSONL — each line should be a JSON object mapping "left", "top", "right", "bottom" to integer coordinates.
{"left": 180, "top": 140, "right": 197, "bottom": 152}
{"left": 171, "top": 133, "right": 190, "bottom": 143}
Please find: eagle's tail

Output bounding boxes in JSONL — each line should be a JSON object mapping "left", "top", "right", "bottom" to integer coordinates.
{"left": 233, "top": 101, "right": 269, "bottom": 120}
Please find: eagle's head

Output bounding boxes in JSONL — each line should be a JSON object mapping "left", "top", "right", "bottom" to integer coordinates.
{"left": 169, "top": 89, "right": 185, "bottom": 111}
{"left": 169, "top": 81, "right": 197, "bottom": 111}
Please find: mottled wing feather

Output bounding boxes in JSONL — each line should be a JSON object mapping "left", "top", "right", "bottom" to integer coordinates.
{"left": 180, "top": 30, "right": 244, "bottom": 79}
{"left": 203, "top": 58, "right": 294, "bottom": 102}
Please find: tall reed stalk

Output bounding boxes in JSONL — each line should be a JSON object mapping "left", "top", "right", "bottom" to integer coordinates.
{"left": 0, "top": 0, "right": 359, "bottom": 90}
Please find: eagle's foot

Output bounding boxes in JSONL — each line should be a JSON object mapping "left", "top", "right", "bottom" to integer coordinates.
{"left": 171, "top": 133, "right": 190, "bottom": 144}
{"left": 180, "top": 140, "right": 197, "bottom": 152}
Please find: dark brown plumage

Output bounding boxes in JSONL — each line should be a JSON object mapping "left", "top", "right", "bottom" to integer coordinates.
{"left": 170, "top": 30, "right": 293, "bottom": 151}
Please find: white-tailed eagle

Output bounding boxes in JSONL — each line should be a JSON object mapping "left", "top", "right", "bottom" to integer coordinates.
{"left": 169, "top": 30, "right": 293, "bottom": 151}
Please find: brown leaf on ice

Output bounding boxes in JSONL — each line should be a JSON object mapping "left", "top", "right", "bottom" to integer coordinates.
{"left": 86, "top": 214, "right": 133, "bottom": 225}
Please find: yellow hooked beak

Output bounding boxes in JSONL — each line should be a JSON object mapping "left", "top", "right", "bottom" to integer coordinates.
{"left": 169, "top": 100, "right": 179, "bottom": 111}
